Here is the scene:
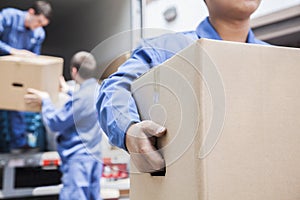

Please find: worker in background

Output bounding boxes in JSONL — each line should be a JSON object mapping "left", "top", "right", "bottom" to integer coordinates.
{"left": 0, "top": 0, "right": 51, "bottom": 56}
{"left": 96, "top": 0, "right": 269, "bottom": 172}
{"left": 25, "top": 51, "right": 103, "bottom": 200}
{"left": 0, "top": 1, "right": 52, "bottom": 152}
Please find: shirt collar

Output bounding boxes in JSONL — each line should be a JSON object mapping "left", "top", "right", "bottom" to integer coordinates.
{"left": 195, "top": 17, "right": 222, "bottom": 41}
{"left": 195, "top": 16, "right": 257, "bottom": 44}
{"left": 246, "top": 29, "right": 257, "bottom": 43}
{"left": 80, "top": 78, "right": 97, "bottom": 89}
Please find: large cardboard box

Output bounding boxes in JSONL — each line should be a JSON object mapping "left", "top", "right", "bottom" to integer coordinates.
{"left": 131, "top": 39, "right": 300, "bottom": 199}
{"left": 0, "top": 55, "right": 63, "bottom": 112}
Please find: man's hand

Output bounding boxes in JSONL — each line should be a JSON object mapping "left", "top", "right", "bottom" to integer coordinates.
{"left": 126, "top": 120, "right": 167, "bottom": 173}
{"left": 59, "top": 75, "right": 70, "bottom": 93}
{"left": 24, "top": 88, "right": 50, "bottom": 106}
{"left": 10, "top": 48, "right": 36, "bottom": 57}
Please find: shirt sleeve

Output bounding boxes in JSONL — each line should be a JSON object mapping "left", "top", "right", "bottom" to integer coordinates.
{"left": 41, "top": 97, "right": 75, "bottom": 132}
{"left": 0, "top": 9, "right": 13, "bottom": 54}
{"left": 32, "top": 40, "right": 42, "bottom": 55}
{"left": 96, "top": 33, "right": 194, "bottom": 150}
{"left": 32, "top": 29, "right": 45, "bottom": 55}
{"left": 96, "top": 39, "right": 164, "bottom": 150}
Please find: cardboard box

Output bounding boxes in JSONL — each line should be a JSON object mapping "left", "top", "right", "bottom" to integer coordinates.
{"left": 0, "top": 55, "right": 63, "bottom": 112}
{"left": 131, "top": 39, "right": 300, "bottom": 200}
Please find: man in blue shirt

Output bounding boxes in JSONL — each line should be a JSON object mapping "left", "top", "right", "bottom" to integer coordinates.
{"left": 25, "top": 51, "right": 103, "bottom": 200}
{"left": 97, "top": 0, "right": 269, "bottom": 172}
{"left": 0, "top": 1, "right": 52, "bottom": 151}
{"left": 0, "top": 0, "right": 52, "bottom": 56}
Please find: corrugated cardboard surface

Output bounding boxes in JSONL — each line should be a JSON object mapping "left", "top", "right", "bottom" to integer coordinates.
{"left": 131, "top": 39, "right": 300, "bottom": 200}
{"left": 0, "top": 55, "right": 63, "bottom": 112}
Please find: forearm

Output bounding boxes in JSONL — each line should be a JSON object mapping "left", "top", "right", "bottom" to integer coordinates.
{"left": 32, "top": 43, "right": 42, "bottom": 55}
{"left": 32, "top": 34, "right": 45, "bottom": 55}
{"left": 97, "top": 55, "right": 155, "bottom": 149}
{"left": 97, "top": 69, "right": 142, "bottom": 149}
{"left": 41, "top": 98, "right": 73, "bottom": 132}
{"left": 97, "top": 37, "right": 172, "bottom": 149}
{"left": 0, "top": 40, "right": 12, "bottom": 55}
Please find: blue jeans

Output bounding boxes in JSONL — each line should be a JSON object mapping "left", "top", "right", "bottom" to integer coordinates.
{"left": 59, "top": 157, "right": 103, "bottom": 200}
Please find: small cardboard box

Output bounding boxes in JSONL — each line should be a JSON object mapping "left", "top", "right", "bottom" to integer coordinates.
{"left": 131, "top": 39, "right": 300, "bottom": 200}
{"left": 0, "top": 55, "right": 63, "bottom": 112}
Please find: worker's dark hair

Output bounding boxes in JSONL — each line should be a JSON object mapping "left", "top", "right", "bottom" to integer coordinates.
{"left": 70, "top": 51, "right": 97, "bottom": 80}
{"left": 31, "top": 1, "right": 52, "bottom": 20}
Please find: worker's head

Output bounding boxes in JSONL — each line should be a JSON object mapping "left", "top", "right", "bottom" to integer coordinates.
{"left": 204, "top": 0, "right": 261, "bottom": 20}
{"left": 25, "top": 1, "right": 52, "bottom": 30}
{"left": 70, "top": 51, "right": 97, "bottom": 83}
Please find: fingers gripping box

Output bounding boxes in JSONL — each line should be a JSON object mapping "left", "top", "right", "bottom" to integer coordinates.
{"left": 131, "top": 39, "right": 300, "bottom": 200}
{"left": 0, "top": 55, "right": 63, "bottom": 112}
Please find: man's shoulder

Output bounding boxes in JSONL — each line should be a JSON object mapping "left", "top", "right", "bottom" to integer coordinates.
{"left": 74, "top": 79, "right": 98, "bottom": 97}
{"left": 142, "top": 30, "right": 198, "bottom": 51}
{"left": 0, "top": 8, "right": 24, "bottom": 25}
{"left": 254, "top": 39, "right": 270, "bottom": 45}
{"left": 1, "top": 8, "right": 23, "bottom": 16}
{"left": 145, "top": 30, "right": 197, "bottom": 42}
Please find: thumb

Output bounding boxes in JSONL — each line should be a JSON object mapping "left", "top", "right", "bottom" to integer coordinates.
{"left": 27, "top": 88, "right": 48, "bottom": 99}
{"left": 141, "top": 120, "right": 167, "bottom": 137}
{"left": 59, "top": 75, "right": 66, "bottom": 85}
{"left": 27, "top": 88, "right": 39, "bottom": 94}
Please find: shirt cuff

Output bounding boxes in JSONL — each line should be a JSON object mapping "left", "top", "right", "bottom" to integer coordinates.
{"left": 6, "top": 46, "right": 12, "bottom": 55}
{"left": 42, "top": 98, "right": 52, "bottom": 107}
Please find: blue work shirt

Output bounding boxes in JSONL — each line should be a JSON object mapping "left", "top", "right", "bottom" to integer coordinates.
{"left": 97, "top": 17, "right": 269, "bottom": 150}
{"left": 0, "top": 8, "right": 45, "bottom": 55}
{"left": 42, "top": 78, "right": 102, "bottom": 162}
